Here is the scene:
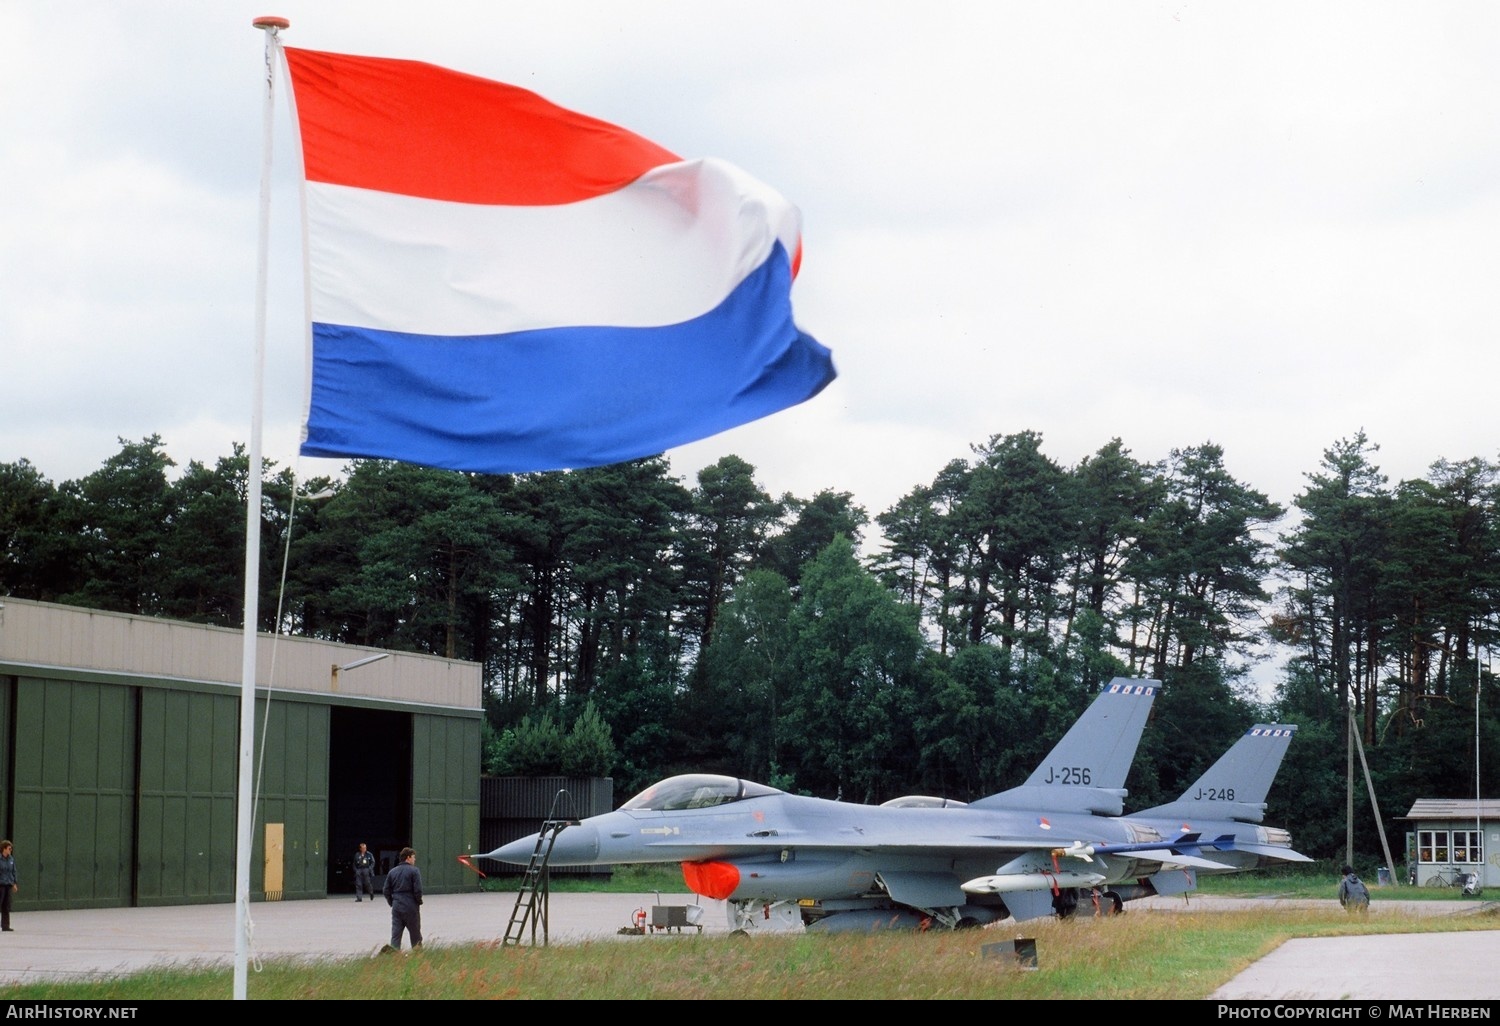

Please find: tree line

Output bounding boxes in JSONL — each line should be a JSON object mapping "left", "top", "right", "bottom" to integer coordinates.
{"left": 2, "top": 429, "right": 1496, "bottom": 866}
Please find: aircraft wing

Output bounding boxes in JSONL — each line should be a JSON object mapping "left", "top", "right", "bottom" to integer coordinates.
{"left": 1076, "top": 831, "right": 1238, "bottom": 870}
{"left": 1233, "top": 841, "right": 1315, "bottom": 862}
{"left": 1110, "top": 848, "right": 1232, "bottom": 870}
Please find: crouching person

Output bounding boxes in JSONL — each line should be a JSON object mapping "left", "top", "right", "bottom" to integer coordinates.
{"left": 1339, "top": 865, "right": 1370, "bottom": 914}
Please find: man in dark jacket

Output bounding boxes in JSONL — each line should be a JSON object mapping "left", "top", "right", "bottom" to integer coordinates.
{"left": 353, "top": 843, "right": 376, "bottom": 902}
{"left": 383, "top": 847, "right": 423, "bottom": 949}
{"left": 1338, "top": 865, "right": 1370, "bottom": 914}
{"left": 0, "top": 840, "right": 17, "bottom": 932}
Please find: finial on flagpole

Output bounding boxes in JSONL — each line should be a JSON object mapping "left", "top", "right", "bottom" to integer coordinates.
{"left": 253, "top": 16, "right": 289, "bottom": 31}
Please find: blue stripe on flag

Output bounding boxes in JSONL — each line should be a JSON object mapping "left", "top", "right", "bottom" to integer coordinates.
{"left": 301, "top": 245, "right": 834, "bottom": 473}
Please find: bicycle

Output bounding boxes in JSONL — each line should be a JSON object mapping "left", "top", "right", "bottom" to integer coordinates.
{"left": 1424, "top": 865, "right": 1480, "bottom": 893}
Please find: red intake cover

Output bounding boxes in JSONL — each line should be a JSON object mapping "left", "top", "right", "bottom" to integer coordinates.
{"left": 681, "top": 861, "right": 741, "bottom": 900}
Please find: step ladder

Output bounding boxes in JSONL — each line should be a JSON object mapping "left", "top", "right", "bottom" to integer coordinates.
{"left": 502, "top": 790, "right": 580, "bottom": 947}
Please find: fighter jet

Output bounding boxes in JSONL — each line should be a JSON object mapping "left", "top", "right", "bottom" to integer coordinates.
{"left": 964, "top": 722, "right": 1312, "bottom": 919}
{"left": 481, "top": 677, "right": 1167, "bottom": 932}
{"left": 1106, "top": 723, "right": 1312, "bottom": 907}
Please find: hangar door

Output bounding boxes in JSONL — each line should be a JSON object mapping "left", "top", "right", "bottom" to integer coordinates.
{"left": 327, "top": 707, "right": 480, "bottom": 895}
{"left": 328, "top": 706, "right": 411, "bottom": 893}
{"left": 9, "top": 676, "right": 137, "bottom": 910}
{"left": 136, "top": 689, "right": 237, "bottom": 905}
{"left": 411, "top": 711, "right": 481, "bottom": 893}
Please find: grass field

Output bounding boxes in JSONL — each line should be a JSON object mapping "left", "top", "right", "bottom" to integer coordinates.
{"left": 499, "top": 861, "right": 1472, "bottom": 902}
{"left": 2, "top": 868, "right": 1491, "bottom": 1000}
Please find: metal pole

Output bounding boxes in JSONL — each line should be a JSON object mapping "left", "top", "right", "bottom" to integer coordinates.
{"left": 1346, "top": 695, "right": 1354, "bottom": 868}
{"left": 1350, "top": 708, "right": 1399, "bottom": 886}
{"left": 238, "top": 14, "right": 288, "bottom": 1001}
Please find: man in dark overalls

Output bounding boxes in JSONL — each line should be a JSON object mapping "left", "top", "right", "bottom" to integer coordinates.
{"left": 383, "top": 847, "right": 423, "bottom": 950}
{"left": 353, "top": 842, "right": 376, "bottom": 902}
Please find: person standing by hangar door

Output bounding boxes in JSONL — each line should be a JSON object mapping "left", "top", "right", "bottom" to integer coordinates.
{"left": 0, "top": 841, "right": 18, "bottom": 932}
{"left": 353, "top": 842, "right": 376, "bottom": 902}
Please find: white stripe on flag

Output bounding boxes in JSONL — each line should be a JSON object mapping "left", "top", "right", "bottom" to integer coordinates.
{"left": 306, "top": 157, "right": 802, "bottom": 337}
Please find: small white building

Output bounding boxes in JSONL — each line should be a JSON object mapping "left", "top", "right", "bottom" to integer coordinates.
{"left": 1399, "top": 799, "right": 1500, "bottom": 890}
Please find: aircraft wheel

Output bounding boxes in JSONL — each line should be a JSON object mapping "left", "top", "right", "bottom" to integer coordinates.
{"left": 1053, "top": 890, "right": 1080, "bottom": 919}
{"left": 1102, "top": 891, "right": 1124, "bottom": 916}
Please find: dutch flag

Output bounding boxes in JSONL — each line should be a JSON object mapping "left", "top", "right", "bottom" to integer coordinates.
{"left": 282, "top": 47, "right": 835, "bottom": 474}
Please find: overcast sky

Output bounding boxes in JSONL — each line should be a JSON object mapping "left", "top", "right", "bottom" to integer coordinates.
{"left": 5, "top": 2, "right": 1498, "bottom": 536}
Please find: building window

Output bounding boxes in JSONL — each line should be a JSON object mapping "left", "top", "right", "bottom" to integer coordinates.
{"left": 1454, "top": 829, "right": 1483, "bottom": 864}
{"left": 1418, "top": 830, "right": 1448, "bottom": 863}
{"left": 1418, "top": 829, "right": 1484, "bottom": 865}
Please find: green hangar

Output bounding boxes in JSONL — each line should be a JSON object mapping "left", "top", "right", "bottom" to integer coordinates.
{"left": 0, "top": 597, "right": 482, "bottom": 910}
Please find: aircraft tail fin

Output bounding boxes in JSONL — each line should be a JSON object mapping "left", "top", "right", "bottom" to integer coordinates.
{"left": 1134, "top": 724, "right": 1297, "bottom": 824}
{"left": 972, "top": 677, "right": 1160, "bottom": 816}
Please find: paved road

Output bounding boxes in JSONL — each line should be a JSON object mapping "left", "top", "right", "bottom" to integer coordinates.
{"left": 0, "top": 891, "right": 730, "bottom": 988}
{"left": 1167, "top": 896, "right": 1500, "bottom": 1000}
{"left": 1211, "top": 928, "right": 1500, "bottom": 1000}
{"left": 0, "top": 891, "right": 1495, "bottom": 1000}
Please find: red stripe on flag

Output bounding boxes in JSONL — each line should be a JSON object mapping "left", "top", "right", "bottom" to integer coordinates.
{"left": 284, "top": 47, "right": 680, "bottom": 205}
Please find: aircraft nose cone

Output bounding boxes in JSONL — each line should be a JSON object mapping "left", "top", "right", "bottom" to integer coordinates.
{"left": 478, "top": 823, "right": 602, "bottom": 866}
{"left": 545, "top": 822, "right": 602, "bottom": 864}
{"left": 476, "top": 835, "right": 541, "bottom": 865}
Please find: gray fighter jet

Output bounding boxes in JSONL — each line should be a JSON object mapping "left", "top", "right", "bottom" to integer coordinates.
{"left": 966, "top": 721, "right": 1313, "bottom": 920}
{"left": 1110, "top": 723, "right": 1312, "bottom": 904}
{"left": 483, "top": 678, "right": 1163, "bottom": 930}
{"left": 481, "top": 681, "right": 1307, "bottom": 932}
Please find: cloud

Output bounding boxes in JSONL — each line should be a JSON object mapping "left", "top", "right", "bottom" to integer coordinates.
{"left": 1, "top": 0, "right": 1497, "bottom": 524}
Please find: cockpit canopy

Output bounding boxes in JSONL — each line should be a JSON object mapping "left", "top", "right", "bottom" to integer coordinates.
{"left": 621, "top": 774, "right": 782, "bottom": 812}
{"left": 879, "top": 795, "right": 969, "bottom": 808}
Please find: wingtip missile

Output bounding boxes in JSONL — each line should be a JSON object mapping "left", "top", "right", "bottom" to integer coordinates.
{"left": 1051, "top": 840, "right": 1097, "bottom": 862}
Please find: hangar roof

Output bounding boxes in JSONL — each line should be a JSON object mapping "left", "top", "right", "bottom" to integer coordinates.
{"left": 0, "top": 596, "right": 480, "bottom": 711}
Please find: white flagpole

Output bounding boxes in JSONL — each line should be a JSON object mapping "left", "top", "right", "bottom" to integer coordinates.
{"left": 239, "top": 14, "right": 288, "bottom": 1002}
